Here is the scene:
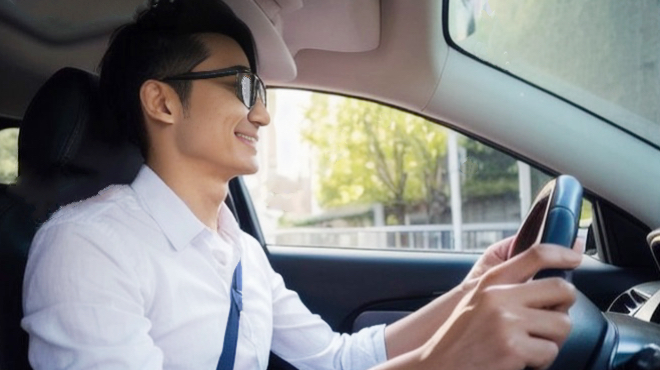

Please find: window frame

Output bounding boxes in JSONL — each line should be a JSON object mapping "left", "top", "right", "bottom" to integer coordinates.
{"left": 238, "top": 87, "right": 627, "bottom": 259}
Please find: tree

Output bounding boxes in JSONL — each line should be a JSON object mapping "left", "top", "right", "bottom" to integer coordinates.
{"left": 302, "top": 94, "right": 449, "bottom": 224}
{"left": 460, "top": 138, "right": 518, "bottom": 199}
{"left": 460, "top": 137, "right": 554, "bottom": 201}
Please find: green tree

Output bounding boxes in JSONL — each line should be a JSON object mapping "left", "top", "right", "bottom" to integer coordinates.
{"left": 303, "top": 94, "right": 449, "bottom": 224}
{"left": 460, "top": 138, "right": 518, "bottom": 198}
{"left": 0, "top": 128, "right": 18, "bottom": 183}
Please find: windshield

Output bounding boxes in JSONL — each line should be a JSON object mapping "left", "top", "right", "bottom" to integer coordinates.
{"left": 447, "top": 0, "right": 660, "bottom": 146}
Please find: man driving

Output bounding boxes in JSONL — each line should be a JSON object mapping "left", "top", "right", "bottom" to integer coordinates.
{"left": 21, "top": 1, "right": 582, "bottom": 369}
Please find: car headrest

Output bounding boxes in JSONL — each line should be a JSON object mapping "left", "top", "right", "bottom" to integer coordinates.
{"left": 14, "top": 67, "right": 143, "bottom": 219}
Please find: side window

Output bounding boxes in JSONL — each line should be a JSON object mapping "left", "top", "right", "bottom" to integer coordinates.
{"left": 0, "top": 128, "right": 18, "bottom": 184}
{"left": 245, "top": 90, "right": 591, "bottom": 252}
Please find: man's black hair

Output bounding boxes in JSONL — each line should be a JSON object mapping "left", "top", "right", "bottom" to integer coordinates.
{"left": 98, "top": 0, "right": 258, "bottom": 159}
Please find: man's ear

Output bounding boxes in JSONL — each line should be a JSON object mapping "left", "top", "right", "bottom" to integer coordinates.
{"left": 139, "top": 80, "right": 181, "bottom": 125}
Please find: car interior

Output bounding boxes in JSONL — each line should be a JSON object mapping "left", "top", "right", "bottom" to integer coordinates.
{"left": 1, "top": 1, "right": 660, "bottom": 370}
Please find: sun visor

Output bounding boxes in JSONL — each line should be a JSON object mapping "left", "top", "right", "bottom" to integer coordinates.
{"left": 223, "top": 0, "right": 297, "bottom": 83}
{"left": 280, "top": 0, "right": 380, "bottom": 56}
{"left": 225, "top": 0, "right": 380, "bottom": 84}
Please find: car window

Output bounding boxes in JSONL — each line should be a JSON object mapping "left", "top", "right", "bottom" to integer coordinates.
{"left": 0, "top": 128, "right": 18, "bottom": 184}
{"left": 447, "top": 0, "right": 660, "bottom": 145}
{"left": 245, "top": 89, "right": 591, "bottom": 253}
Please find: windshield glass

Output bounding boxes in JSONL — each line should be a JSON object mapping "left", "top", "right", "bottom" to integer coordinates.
{"left": 447, "top": 0, "right": 660, "bottom": 146}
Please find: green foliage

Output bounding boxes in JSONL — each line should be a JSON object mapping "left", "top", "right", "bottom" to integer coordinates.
{"left": 459, "top": 138, "right": 556, "bottom": 201}
{"left": 301, "top": 94, "right": 561, "bottom": 224}
{"left": 302, "top": 94, "right": 449, "bottom": 223}
{"left": 0, "top": 128, "right": 18, "bottom": 184}
{"left": 460, "top": 138, "right": 519, "bottom": 198}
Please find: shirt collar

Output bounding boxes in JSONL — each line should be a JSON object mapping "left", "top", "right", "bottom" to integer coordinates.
{"left": 131, "top": 165, "right": 208, "bottom": 251}
{"left": 217, "top": 199, "right": 243, "bottom": 243}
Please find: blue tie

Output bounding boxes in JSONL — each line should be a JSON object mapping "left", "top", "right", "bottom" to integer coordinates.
{"left": 217, "top": 260, "right": 242, "bottom": 370}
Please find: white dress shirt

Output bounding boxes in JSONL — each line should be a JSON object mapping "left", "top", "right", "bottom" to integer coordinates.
{"left": 22, "top": 165, "right": 387, "bottom": 370}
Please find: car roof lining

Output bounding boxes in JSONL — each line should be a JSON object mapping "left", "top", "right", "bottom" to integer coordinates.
{"left": 0, "top": 0, "right": 135, "bottom": 44}
{"left": 0, "top": 0, "right": 390, "bottom": 118}
{"left": 284, "top": 0, "right": 446, "bottom": 115}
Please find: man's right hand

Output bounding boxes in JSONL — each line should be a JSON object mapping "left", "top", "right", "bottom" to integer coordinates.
{"left": 377, "top": 243, "right": 582, "bottom": 370}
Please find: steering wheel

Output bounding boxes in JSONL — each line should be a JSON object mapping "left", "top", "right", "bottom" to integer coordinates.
{"left": 512, "top": 175, "right": 615, "bottom": 370}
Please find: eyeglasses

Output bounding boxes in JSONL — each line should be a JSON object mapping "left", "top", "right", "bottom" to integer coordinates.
{"left": 162, "top": 66, "right": 267, "bottom": 109}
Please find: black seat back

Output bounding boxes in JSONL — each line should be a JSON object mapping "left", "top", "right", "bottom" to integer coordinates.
{"left": 0, "top": 67, "right": 143, "bottom": 370}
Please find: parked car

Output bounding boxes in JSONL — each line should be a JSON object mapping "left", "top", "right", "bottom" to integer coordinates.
{"left": 0, "top": 0, "right": 659, "bottom": 369}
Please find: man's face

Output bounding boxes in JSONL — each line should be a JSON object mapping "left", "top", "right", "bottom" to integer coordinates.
{"left": 173, "top": 33, "right": 270, "bottom": 179}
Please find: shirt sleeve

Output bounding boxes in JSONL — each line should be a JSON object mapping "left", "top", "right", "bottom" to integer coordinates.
{"left": 264, "top": 252, "right": 388, "bottom": 370}
{"left": 22, "top": 221, "right": 164, "bottom": 370}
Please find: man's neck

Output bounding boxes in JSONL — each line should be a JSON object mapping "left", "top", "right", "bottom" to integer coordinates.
{"left": 146, "top": 158, "right": 229, "bottom": 230}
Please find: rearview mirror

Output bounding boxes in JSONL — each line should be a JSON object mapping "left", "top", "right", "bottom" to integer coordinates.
{"left": 448, "top": 0, "right": 494, "bottom": 41}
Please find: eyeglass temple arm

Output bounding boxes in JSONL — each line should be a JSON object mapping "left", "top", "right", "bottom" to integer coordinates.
{"left": 162, "top": 67, "right": 251, "bottom": 81}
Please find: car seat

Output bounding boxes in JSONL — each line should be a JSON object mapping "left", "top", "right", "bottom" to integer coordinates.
{"left": 0, "top": 67, "right": 143, "bottom": 370}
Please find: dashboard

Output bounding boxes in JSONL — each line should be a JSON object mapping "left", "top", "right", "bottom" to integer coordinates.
{"left": 607, "top": 281, "right": 660, "bottom": 368}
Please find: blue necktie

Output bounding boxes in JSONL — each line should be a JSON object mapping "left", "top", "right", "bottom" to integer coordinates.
{"left": 217, "top": 260, "right": 242, "bottom": 370}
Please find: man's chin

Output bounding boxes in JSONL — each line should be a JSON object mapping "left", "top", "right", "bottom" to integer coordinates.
{"left": 235, "top": 163, "right": 259, "bottom": 176}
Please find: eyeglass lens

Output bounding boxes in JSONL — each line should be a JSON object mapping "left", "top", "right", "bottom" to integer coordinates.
{"left": 238, "top": 73, "right": 266, "bottom": 109}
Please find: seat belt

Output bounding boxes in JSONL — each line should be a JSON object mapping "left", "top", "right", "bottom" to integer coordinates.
{"left": 217, "top": 260, "right": 243, "bottom": 370}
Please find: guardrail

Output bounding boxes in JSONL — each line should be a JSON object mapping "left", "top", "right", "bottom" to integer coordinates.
{"left": 270, "top": 223, "right": 521, "bottom": 251}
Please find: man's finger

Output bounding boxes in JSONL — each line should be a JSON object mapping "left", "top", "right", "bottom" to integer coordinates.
{"left": 480, "top": 244, "right": 582, "bottom": 286}
{"left": 490, "top": 235, "right": 516, "bottom": 261}
{"left": 519, "top": 336, "right": 560, "bottom": 370}
{"left": 522, "top": 308, "right": 573, "bottom": 345}
{"left": 516, "top": 278, "right": 577, "bottom": 310}
{"left": 480, "top": 278, "right": 576, "bottom": 315}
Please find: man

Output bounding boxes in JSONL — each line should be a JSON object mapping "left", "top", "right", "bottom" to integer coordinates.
{"left": 21, "top": 1, "right": 581, "bottom": 369}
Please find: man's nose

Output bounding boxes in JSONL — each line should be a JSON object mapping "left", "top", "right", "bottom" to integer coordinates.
{"left": 248, "top": 100, "right": 270, "bottom": 127}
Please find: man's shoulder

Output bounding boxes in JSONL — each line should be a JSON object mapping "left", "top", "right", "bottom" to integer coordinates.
{"left": 42, "top": 184, "right": 140, "bottom": 230}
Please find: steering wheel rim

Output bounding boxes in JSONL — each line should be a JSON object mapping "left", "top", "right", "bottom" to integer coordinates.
{"left": 513, "top": 175, "right": 616, "bottom": 370}
{"left": 546, "top": 291, "right": 616, "bottom": 370}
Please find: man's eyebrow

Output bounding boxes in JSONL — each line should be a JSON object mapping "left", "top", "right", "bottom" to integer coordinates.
{"left": 224, "top": 65, "right": 249, "bottom": 70}
{"left": 199, "top": 65, "right": 251, "bottom": 72}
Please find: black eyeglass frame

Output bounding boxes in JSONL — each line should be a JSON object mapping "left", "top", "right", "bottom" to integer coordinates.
{"left": 162, "top": 66, "right": 267, "bottom": 109}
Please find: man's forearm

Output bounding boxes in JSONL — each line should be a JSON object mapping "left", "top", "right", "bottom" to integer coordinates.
{"left": 382, "top": 279, "right": 475, "bottom": 359}
{"left": 377, "top": 244, "right": 582, "bottom": 370}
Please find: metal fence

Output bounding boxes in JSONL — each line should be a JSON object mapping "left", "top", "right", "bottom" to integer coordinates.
{"left": 270, "top": 223, "right": 521, "bottom": 252}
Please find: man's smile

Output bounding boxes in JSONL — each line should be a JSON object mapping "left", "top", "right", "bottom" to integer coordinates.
{"left": 235, "top": 132, "right": 258, "bottom": 147}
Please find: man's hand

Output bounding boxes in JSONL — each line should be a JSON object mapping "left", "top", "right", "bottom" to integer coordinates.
{"left": 415, "top": 243, "right": 582, "bottom": 370}
{"left": 463, "top": 235, "right": 515, "bottom": 283}
{"left": 379, "top": 237, "right": 585, "bottom": 370}
{"left": 464, "top": 236, "right": 585, "bottom": 284}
